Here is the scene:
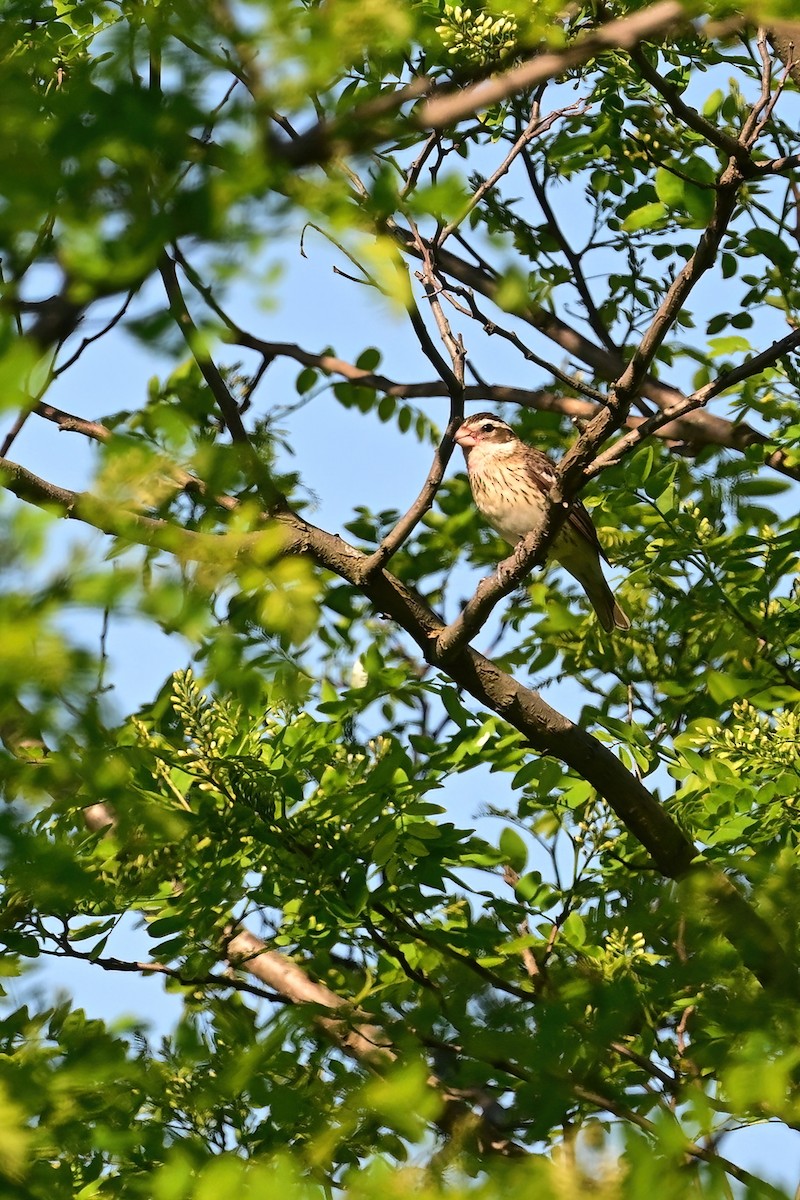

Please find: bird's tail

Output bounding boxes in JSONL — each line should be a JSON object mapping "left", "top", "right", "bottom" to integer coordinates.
{"left": 573, "top": 567, "right": 630, "bottom": 633}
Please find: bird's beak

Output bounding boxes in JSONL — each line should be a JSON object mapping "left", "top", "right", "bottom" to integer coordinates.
{"left": 454, "top": 425, "right": 475, "bottom": 449}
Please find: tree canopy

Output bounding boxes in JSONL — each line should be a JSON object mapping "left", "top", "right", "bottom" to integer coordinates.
{"left": 3, "top": 0, "right": 800, "bottom": 1196}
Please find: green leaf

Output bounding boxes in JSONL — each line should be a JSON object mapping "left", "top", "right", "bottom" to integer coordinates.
{"left": 356, "top": 347, "right": 382, "bottom": 371}
{"left": 499, "top": 826, "right": 527, "bottom": 872}
{"left": 654, "top": 168, "right": 684, "bottom": 208}
{"left": 620, "top": 201, "right": 668, "bottom": 232}
{"left": 439, "top": 685, "right": 471, "bottom": 729}
{"left": 561, "top": 912, "right": 586, "bottom": 948}
{"left": 682, "top": 181, "right": 714, "bottom": 227}
{"left": 706, "top": 313, "right": 729, "bottom": 335}
{"left": 706, "top": 671, "right": 754, "bottom": 704}
{"left": 707, "top": 335, "right": 751, "bottom": 355}
{"left": 745, "top": 228, "right": 794, "bottom": 269}
{"left": 702, "top": 88, "right": 724, "bottom": 117}
{"left": 721, "top": 252, "right": 737, "bottom": 278}
{"left": 295, "top": 367, "right": 318, "bottom": 394}
{"left": 513, "top": 870, "right": 542, "bottom": 901}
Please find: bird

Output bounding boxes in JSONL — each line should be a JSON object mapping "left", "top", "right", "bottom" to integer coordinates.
{"left": 454, "top": 412, "right": 629, "bottom": 632}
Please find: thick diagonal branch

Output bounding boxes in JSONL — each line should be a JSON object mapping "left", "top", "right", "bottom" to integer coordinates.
{"left": 1, "top": 455, "right": 794, "bottom": 995}
{"left": 268, "top": 2, "right": 688, "bottom": 168}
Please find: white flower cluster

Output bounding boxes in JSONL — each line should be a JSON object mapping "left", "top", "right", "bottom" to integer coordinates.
{"left": 596, "top": 927, "right": 660, "bottom": 981}
{"left": 435, "top": 4, "right": 518, "bottom": 65}
{"left": 680, "top": 500, "right": 715, "bottom": 542}
{"left": 718, "top": 699, "right": 800, "bottom": 769}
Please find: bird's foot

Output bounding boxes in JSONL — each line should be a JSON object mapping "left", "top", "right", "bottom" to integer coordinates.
{"left": 496, "top": 556, "right": 519, "bottom": 589}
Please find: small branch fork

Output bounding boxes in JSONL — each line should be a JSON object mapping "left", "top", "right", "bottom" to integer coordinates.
{"left": 361, "top": 229, "right": 467, "bottom": 576}
{"left": 436, "top": 96, "right": 588, "bottom": 248}
{"left": 455, "top": 290, "right": 608, "bottom": 405}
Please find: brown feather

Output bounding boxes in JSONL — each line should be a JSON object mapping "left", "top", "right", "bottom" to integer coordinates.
{"left": 518, "top": 445, "right": 609, "bottom": 564}
{"left": 455, "top": 412, "right": 628, "bottom": 629}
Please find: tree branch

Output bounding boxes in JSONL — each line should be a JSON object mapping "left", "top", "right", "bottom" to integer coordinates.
{"left": 159, "top": 252, "right": 287, "bottom": 514}
{"left": 433, "top": 497, "right": 574, "bottom": 659}
{"left": 41, "top": 935, "right": 286, "bottom": 1006}
{"left": 437, "top": 98, "right": 587, "bottom": 247}
{"left": 360, "top": 242, "right": 465, "bottom": 573}
{"left": 610, "top": 164, "right": 742, "bottom": 411}
{"left": 34, "top": 400, "right": 111, "bottom": 443}
{"left": 266, "top": 3, "right": 688, "bottom": 168}
{"left": 0, "top": 455, "right": 256, "bottom": 558}
{"left": 457, "top": 290, "right": 609, "bottom": 404}
{"left": 628, "top": 44, "right": 758, "bottom": 172}
{"left": 390, "top": 226, "right": 800, "bottom": 482}
{"left": 1, "top": 453, "right": 795, "bottom": 995}
{"left": 521, "top": 150, "right": 620, "bottom": 357}
{"left": 588, "top": 327, "right": 800, "bottom": 477}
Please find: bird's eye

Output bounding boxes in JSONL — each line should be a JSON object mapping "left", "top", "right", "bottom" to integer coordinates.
{"left": 480, "top": 423, "right": 495, "bottom": 434}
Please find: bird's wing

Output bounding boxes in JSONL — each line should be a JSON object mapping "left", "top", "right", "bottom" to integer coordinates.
{"left": 522, "top": 447, "right": 558, "bottom": 491}
{"left": 568, "top": 501, "right": 608, "bottom": 563}
{"left": 523, "top": 447, "right": 608, "bottom": 563}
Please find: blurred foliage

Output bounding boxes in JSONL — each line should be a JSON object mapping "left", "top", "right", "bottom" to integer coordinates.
{"left": 1, "top": 0, "right": 800, "bottom": 1197}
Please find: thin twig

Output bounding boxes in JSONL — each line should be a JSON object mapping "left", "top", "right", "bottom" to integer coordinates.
{"left": 437, "top": 98, "right": 585, "bottom": 246}
{"left": 400, "top": 131, "right": 440, "bottom": 199}
{"left": 362, "top": 235, "right": 464, "bottom": 573}
{"left": 740, "top": 30, "right": 776, "bottom": 147}
{"left": 39, "top": 938, "right": 286, "bottom": 1005}
{"left": 459, "top": 290, "right": 608, "bottom": 404}
{"left": 521, "top": 148, "right": 619, "bottom": 356}
{"left": 52, "top": 292, "right": 136, "bottom": 377}
{"left": 159, "top": 252, "right": 287, "bottom": 513}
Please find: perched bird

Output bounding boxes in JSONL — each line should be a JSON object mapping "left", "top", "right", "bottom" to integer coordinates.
{"left": 455, "top": 412, "right": 629, "bottom": 632}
